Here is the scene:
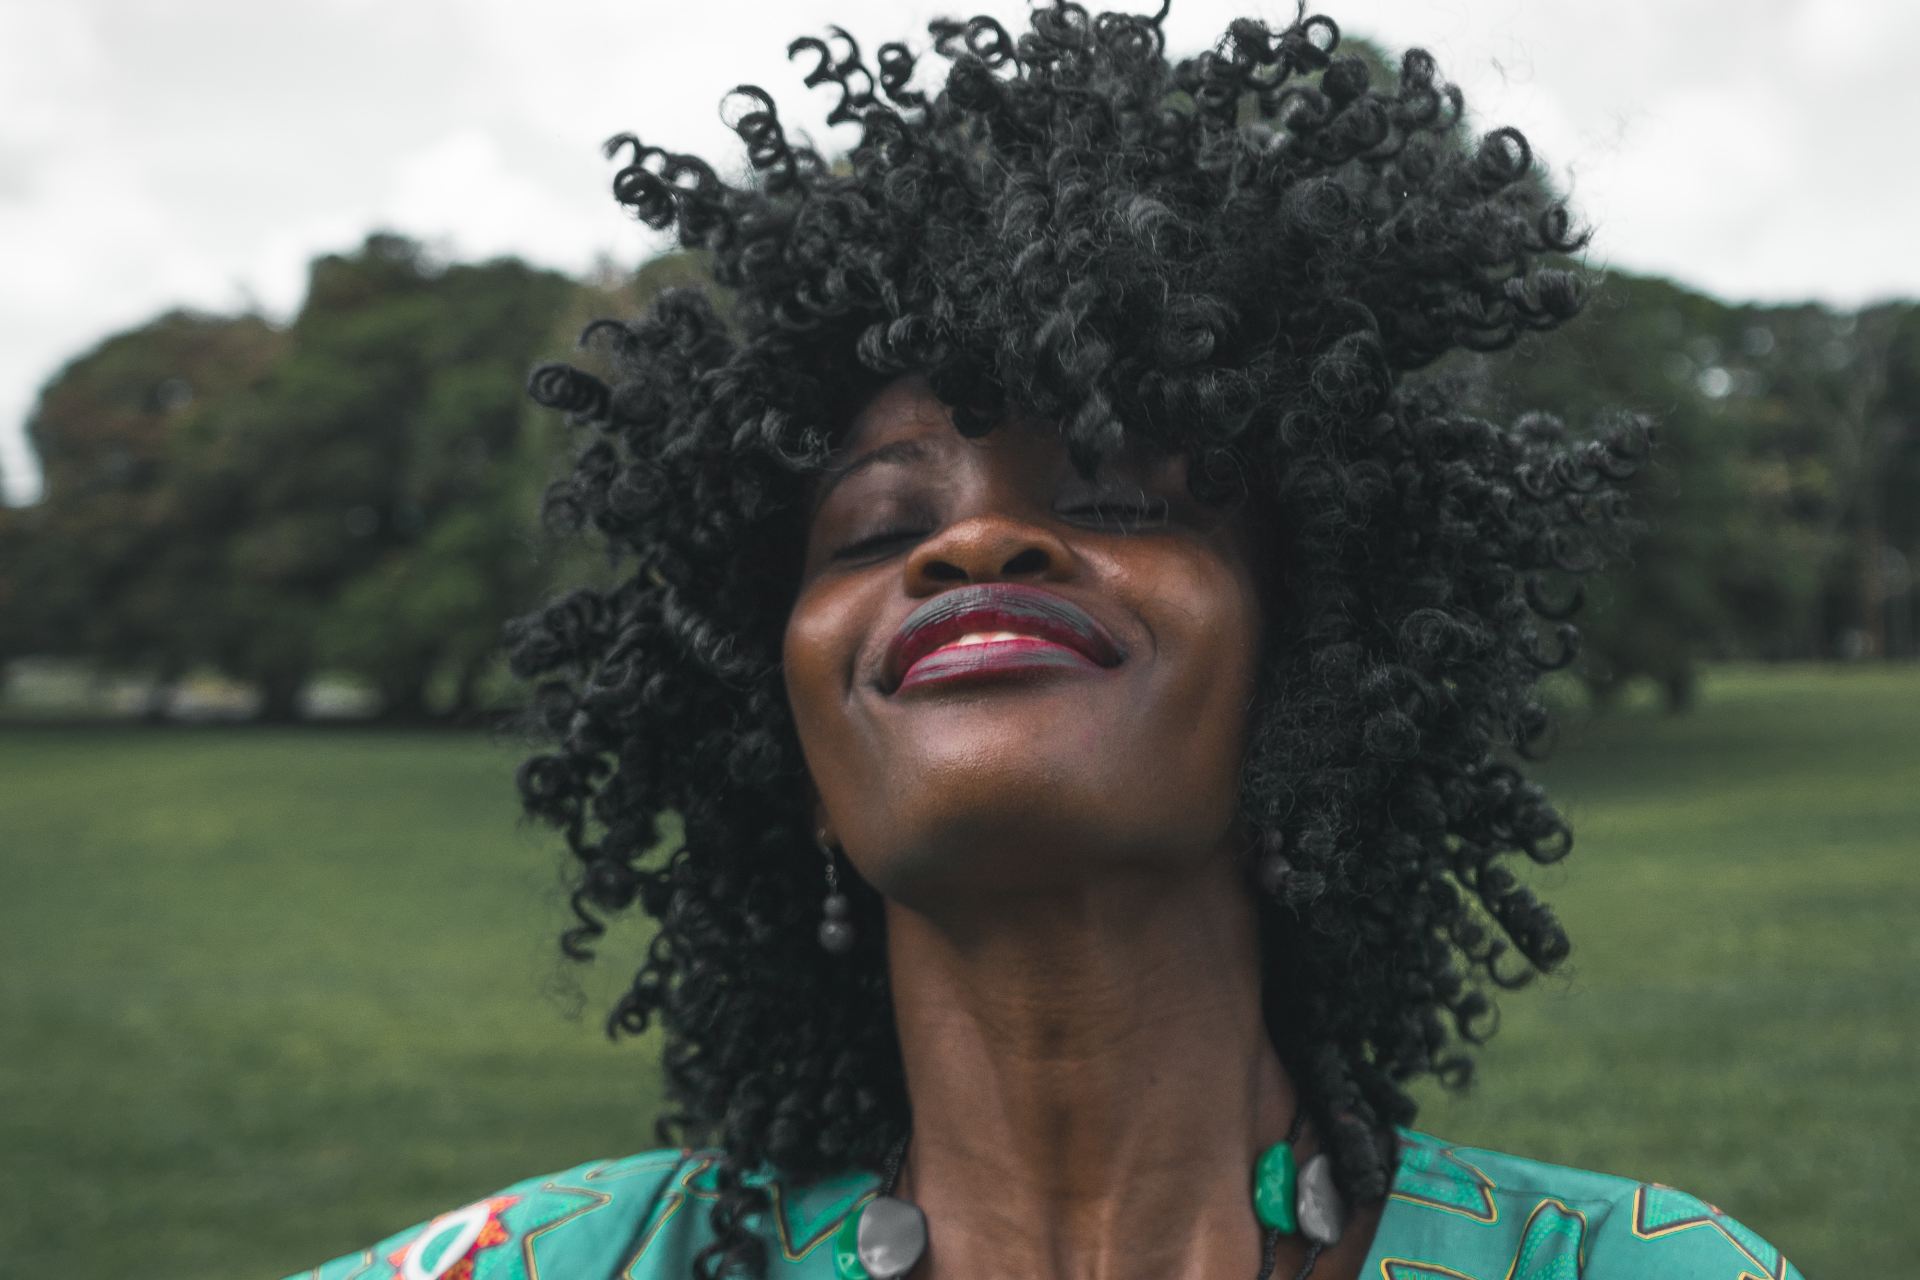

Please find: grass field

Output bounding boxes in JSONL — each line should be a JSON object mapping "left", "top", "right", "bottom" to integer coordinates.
{"left": 1, "top": 665, "right": 1914, "bottom": 1277}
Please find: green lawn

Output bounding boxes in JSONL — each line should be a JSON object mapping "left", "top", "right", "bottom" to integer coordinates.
{"left": 2, "top": 666, "right": 1914, "bottom": 1277}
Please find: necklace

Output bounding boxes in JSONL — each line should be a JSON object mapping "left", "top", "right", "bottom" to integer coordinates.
{"left": 831, "top": 1111, "right": 1345, "bottom": 1280}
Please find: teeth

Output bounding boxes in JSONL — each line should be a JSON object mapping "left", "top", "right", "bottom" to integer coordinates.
{"left": 943, "top": 630, "right": 1035, "bottom": 648}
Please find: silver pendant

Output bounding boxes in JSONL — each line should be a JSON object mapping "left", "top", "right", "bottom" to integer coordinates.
{"left": 1296, "top": 1152, "right": 1346, "bottom": 1247}
{"left": 1257, "top": 852, "right": 1293, "bottom": 896}
{"left": 857, "top": 1194, "right": 929, "bottom": 1279}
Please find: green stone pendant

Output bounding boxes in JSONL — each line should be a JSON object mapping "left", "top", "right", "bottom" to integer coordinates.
{"left": 1253, "top": 1141, "right": 1299, "bottom": 1233}
{"left": 833, "top": 1207, "right": 870, "bottom": 1280}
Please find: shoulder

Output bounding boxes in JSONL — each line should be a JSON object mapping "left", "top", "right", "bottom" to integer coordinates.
{"left": 283, "top": 1148, "right": 880, "bottom": 1280}
{"left": 1374, "top": 1128, "right": 1806, "bottom": 1279}
{"left": 282, "top": 1148, "right": 690, "bottom": 1280}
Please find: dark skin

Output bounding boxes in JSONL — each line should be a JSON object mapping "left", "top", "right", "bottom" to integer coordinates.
{"left": 782, "top": 375, "right": 1383, "bottom": 1280}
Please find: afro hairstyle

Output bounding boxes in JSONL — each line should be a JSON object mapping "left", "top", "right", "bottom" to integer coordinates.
{"left": 507, "top": 6, "right": 1646, "bottom": 1278}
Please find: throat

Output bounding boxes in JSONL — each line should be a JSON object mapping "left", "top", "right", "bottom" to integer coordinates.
{"left": 879, "top": 857, "right": 1303, "bottom": 1278}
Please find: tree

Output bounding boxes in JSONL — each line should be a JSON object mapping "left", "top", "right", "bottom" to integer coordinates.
{"left": 1479, "top": 273, "right": 1830, "bottom": 706}
{"left": 3, "top": 235, "right": 650, "bottom": 721}
{"left": 6, "top": 309, "right": 285, "bottom": 712}
{"left": 1871, "top": 307, "right": 1920, "bottom": 657}
{"left": 186, "top": 234, "right": 577, "bottom": 718}
{"left": 1783, "top": 303, "right": 1917, "bottom": 658}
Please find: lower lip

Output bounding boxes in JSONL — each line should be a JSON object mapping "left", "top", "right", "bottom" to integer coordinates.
{"left": 896, "top": 638, "right": 1104, "bottom": 692}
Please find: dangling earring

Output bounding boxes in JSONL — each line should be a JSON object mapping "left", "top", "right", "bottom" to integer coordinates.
{"left": 1256, "top": 828, "right": 1293, "bottom": 898}
{"left": 816, "top": 828, "right": 854, "bottom": 955}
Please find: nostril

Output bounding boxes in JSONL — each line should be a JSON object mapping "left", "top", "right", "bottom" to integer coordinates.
{"left": 924, "top": 560, "right": 969, "bottom": 583}
{"left": 1002, "top": 547, "right": 1049, "bottom": 576}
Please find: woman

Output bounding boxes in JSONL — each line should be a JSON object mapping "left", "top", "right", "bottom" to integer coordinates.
{"left": 292, "top": 5, "right": 1802, "bottom": 1279}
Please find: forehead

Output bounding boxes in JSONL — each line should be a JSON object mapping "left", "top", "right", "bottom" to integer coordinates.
{"left": 830, "top": 375, "right": 1176, "bottom": 480}
{"left": 838, "top": 375, "right": 956, "bottom": 450}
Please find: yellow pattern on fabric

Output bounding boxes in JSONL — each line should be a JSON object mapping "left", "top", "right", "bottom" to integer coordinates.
{"left": 1501, "top": 1199, "right": 1586, "bottom": 1280}
{"left": 1381, "top": 1260, "right": 1479, "bottom": 1279}
{"left": 769, "top": 1186, "right": 874, "bottom": 1263}
{"left": 625, "top": 1156, "right": 717, "bottom": 1275}
{"left": 1389, "top": 1139, "right": 1501, "bottom": 1225}
{"left": 519, "top": 1173, "right": 614, "bottom": 1279}
{"left": 1630, "top": 1183, "right": 1790, "bottom": 1278}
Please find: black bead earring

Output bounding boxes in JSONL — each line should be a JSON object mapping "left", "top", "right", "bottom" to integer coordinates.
{"left": 816, "top": 828, "right": 854, "bottom": 955}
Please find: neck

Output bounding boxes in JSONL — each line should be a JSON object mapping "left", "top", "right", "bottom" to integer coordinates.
{"left": 884, "top": 852, "right": 1347, "bottom": 1280}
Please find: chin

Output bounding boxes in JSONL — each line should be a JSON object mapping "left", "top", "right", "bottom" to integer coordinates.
{"left": 848, "top": 751, "right": 1217, "bottom": 909}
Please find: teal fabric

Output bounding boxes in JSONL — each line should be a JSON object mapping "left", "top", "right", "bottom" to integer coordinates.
{"left": 287, "top": 1128, "right": 1804, "bottom": 1279}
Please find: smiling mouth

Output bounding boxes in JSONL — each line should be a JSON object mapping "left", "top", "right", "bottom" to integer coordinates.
{"left": 900, "top": 633, "right": 1105, "bottom": 690}
{"left": 883, "top": 584, "right": 1123, "bottom": 694}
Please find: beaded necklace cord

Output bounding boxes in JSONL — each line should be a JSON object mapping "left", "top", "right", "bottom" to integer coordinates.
{"left": 835, "top": 1110, "right": 1336, "bottom": 1280}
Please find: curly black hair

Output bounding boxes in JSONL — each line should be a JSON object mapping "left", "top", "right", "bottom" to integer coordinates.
{"left": 506, "top": 5, "right": 1646, "bottom": 1278}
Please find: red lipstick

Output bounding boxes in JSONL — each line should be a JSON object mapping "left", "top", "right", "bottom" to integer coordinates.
{"left": 884, "top": 584, "right": 1122, "bottom": 693}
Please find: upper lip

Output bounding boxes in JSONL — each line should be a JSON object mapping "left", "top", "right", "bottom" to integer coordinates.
{"left": 882, "top": 583, "right": 1123, "bottom": 692}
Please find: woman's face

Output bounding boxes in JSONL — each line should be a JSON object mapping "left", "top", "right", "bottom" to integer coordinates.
{"left": 782, "top": 375, "right": 1266, "bottom": 910}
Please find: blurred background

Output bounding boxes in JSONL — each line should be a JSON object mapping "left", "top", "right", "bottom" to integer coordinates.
{"left": 1, "top": 1, "right": 1915, "bottom": 1275}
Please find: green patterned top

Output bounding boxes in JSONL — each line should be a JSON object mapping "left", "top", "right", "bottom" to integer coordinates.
{"left": 287, "top": 1128, "right": 1804, "bottom": 1280}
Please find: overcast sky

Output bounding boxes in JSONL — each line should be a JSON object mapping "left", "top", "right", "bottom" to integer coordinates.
{"left": 4, "top": 0, "right": 1917, "bottom": 504}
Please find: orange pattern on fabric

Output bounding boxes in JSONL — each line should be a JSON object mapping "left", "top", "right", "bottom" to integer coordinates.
{"left": 384, "top": 1195, "right": 522, "bottom": 1280}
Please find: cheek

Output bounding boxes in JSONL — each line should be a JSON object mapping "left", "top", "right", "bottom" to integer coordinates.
{"left": 781, "top": 589, "right": 834, "bottom": 731}
{"left": 1134, "top": 544, "right": 1265, "bottom": 770}
{"left": 781, "top": 578, "right": 869, "bottom": 763}
{"left": 1149, "top": 545, "right": 1263, "bottom": 681}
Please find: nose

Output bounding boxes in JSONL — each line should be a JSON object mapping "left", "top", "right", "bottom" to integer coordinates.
{"left": 904, "top": 513, "right": 1077, "bottom": 593}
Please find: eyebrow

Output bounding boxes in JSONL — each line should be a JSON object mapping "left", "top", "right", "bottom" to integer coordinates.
{"left": 809, "top": 438, "right": 935, "bottom": 516}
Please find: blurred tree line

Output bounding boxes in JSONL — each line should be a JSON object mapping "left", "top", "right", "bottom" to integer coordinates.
{"left": 1478, "top": 277, "right": 1920, "bottom": 706}
{"left": 0, "top": 234, "right": 682, "bottom": 720}
{"left": 0, "top": 230, "right": 1916, "bottom": 720}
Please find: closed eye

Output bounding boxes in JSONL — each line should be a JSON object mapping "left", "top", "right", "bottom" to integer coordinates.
{"left": 1058, "top": 498, "right": 1171, "bottom": 532}
{"left": 831, "top": 526, "right": 931, "bottom": 561}
{"left": 829, "top": 497, "right": 1169, "bottom": 561}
